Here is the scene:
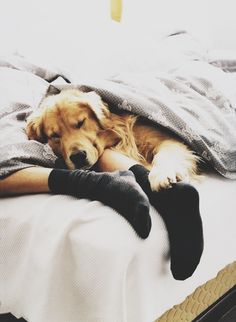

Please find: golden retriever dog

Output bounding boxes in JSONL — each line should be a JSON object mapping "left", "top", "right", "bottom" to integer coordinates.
{"left": 26, "top": 89, "right": 199, "bottom": 191}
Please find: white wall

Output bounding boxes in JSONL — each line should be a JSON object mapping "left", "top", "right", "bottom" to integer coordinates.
{"left": 122, "top": 0, "right": 236, "bottom": 50}
{"left": 1, "top": 0, "right": 236, "bottom": 53}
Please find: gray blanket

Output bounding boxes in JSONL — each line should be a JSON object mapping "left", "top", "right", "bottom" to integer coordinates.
{"left": 0, "top": 53, "right": 236, "bottom": 179}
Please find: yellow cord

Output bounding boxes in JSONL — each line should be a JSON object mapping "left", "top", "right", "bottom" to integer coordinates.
{"left": 110, "top": 0, "right": 122, "bottom": 22}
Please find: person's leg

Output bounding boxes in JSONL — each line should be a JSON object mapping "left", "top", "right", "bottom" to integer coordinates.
{"left": 0, "top": 166, "right": 151, "bottom": 239}
{"left": 98, "top": 150, "right": 204, "bottom": 280}
{"left": 48, "top": 168, "right": 151, "bottom": 238}
{"left": 0, "top": 167, "right": 51, "bottom": 196}
{"left": 96, "top": 149, "right": 137, "bottom": 172}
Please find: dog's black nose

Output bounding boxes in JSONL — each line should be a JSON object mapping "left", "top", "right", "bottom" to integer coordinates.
{"left": 70, "top": 151, "right": 87, "bottom": 167}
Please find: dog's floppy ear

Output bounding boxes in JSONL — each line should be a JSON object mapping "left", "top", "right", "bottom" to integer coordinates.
{"left": 26, "top": 114, "right": 47, "bottom": 143}
{"left": 98, "top": 129, "right": 121, "bottom": 148}
{"left": 26, "top": 94, "right": 58, "bottom": 142}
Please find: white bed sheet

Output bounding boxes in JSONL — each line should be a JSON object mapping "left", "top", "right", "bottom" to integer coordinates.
{"left": 0, "top": 172, "right": 235, "bottom": 322}
{"left": 0, "top": 190, "right": 170, "bottom": 322}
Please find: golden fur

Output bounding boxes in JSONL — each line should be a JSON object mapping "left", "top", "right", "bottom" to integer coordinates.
{"left": 26, "top": 89, "right": 199, "bottom": 191}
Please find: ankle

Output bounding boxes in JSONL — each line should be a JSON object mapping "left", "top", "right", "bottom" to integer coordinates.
{"left": 129, "top": 164, "right": 151, "bottom": 194}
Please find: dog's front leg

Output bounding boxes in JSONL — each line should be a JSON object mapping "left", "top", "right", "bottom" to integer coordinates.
{"left": 148, "top": 140, "right": 198, "bottom": 191}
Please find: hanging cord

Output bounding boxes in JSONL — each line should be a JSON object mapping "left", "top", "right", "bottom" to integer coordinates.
{"left": 110, "top": 0, "right": 122, "bottom": 22}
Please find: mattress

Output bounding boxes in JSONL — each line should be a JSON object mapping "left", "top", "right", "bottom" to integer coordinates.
{"left": 0, "top": 171, "right": 235, "bottom": 322}
{"left": 157, "top": 261, "right": 236, "bottom": 321}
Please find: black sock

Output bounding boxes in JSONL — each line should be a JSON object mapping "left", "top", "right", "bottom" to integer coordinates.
{"left": 129, "top": 164, "right": 204, "bottom": 280}
{"left": 48, "top": 169, "right": 152, "bottom": 239}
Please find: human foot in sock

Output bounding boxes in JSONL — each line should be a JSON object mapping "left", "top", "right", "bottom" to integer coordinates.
{"left": 130, "top": 164, "right": 204, "bottom": 280}
{"left": 48, "top": 169, "right": 151, "bottom": 239}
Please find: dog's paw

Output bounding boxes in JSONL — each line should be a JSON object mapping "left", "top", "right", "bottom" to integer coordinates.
{"left": 148, "top": 167, "right": 190, "bottom": 191}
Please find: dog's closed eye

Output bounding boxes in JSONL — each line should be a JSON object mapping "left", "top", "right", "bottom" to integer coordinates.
{"left": 76, "top": 119, "right": 85, "bottom": 129}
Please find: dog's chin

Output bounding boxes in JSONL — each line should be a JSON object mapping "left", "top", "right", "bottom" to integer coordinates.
{"left": 55, "top": 155, "right": 97, "bottom": 170}
{"left": 54, "top": 157, "right": 93, "bottom": 170}
{"left": 69, "top": 159, "right": 96, "bottom": 170}
{"left": 66, "top": 162, "right": 94, "bottom": 171}
{"left": 78, "top": 164, "right": 94, "bottom": 170}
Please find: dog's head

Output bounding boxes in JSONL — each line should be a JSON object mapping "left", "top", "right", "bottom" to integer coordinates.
{"left": 26, "top": 89, "right": 120, "bottom": 169}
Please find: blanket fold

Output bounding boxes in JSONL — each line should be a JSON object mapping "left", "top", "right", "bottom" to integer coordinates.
{"left": 0, "top": 48, "right": 236, "bottom": 179}
{"left": 50, "top": 62, "right": 236, "bottom": 179}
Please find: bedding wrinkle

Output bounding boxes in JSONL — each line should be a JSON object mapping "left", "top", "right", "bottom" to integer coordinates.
{"left": 2, "top": 56, "right": 236, "bottom": 179}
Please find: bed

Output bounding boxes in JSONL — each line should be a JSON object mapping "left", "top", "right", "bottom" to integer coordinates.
{"left": 0, "top": 31, "right": 236, "bottom": 322}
